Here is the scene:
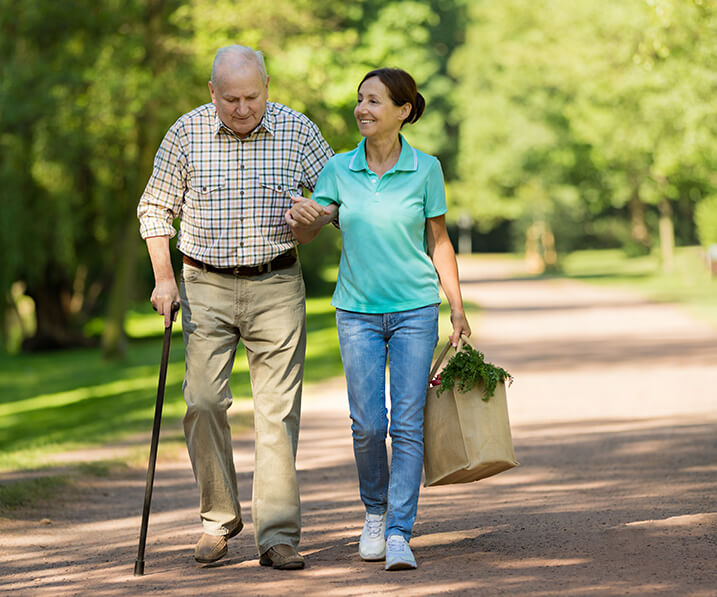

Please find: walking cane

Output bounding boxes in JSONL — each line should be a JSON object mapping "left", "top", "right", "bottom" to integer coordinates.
{"left": 134, "top": 301, "right": 180, "bottom": 576}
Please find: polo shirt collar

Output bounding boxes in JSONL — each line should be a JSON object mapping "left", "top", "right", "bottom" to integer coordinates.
{"left": 212, "top": 102, "right": 276, "bottom": 137}
{"left": 349, "top": 134, "right": 418, "bottom": 173}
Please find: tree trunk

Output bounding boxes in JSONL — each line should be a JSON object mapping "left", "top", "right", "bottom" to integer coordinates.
{"left": 542, "top": 222, "right": 558, "bottom": 271}
{"left": 457, "top": 214, "right": 473, "bottom": 255}
{"left": 524, "top": 223, "right": 544, "bottom": 274}
{"left": 101, "top": 222, "right": 139, "bottom": 359}
{"left": 658, "top": 198, "right": 675, "bottom": 273}
{"left": 22, "top": 267, "right": 94, "bottom": 351}
{"left": 628, "top": 191, "right": 650, "bottom": 248}
{"left": 101, "top": 0, "right": 167, "bottom": 359}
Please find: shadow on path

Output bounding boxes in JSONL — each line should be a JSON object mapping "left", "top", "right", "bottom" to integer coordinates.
{"left": 2, "top": 406, "right": 715, "bottom": 596}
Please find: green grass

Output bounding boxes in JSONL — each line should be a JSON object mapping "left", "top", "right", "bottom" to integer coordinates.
{"left": 0, "top": 296, "right": 338, "bottom": 472}
{"left": 0, "top": 294, "right": 479, "bottom": 474}
{"left": 558, "top": 246, "right": 717, "bottom": 327}
{"left": 0, "top": 476, "right": 69, "bottom": 511}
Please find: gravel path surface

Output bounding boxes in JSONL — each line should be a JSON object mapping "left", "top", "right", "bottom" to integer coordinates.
{"left": 2, "top": 256, "right": 716, "bottom": 596}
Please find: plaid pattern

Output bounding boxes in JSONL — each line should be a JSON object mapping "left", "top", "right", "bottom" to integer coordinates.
{"left": 138, "top": 102, "right": 333, "bottom": 267}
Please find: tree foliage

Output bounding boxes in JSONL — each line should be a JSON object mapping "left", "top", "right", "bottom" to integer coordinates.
{"left": 451, "top": 0, "right": 716, "bottom": 267}
{"left": 1, "top": 0, "right": 714, "bottom": 352}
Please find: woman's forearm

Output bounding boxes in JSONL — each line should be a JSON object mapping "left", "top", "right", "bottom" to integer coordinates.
{"left": 432, "top": 240, "right": 464, "bottom": 313}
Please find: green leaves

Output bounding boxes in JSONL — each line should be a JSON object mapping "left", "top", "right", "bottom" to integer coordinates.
{"left": 436, "top": 344, "right": 513, "bottom": 402}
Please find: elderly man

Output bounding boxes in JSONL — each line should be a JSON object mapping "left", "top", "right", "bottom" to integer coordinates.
{"left": 137, "top": 45, "right": 335, "bottom": 570}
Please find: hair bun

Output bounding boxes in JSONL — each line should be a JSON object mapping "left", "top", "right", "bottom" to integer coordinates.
{"left": 411, "top": 92, "right": 426, "bottom": 124}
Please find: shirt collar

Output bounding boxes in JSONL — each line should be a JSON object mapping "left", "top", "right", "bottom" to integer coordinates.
{"left": 211, "top": 102, "right": 276, "bottom": 138}
{"left": 349, "top": 134, "right": 418, "bottom": 173}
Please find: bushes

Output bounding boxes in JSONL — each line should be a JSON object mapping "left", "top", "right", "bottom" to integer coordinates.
{"left": 695, "top": 195, "right": 717, "bottom": 247}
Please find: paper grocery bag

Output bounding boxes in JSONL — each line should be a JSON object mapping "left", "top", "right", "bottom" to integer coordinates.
{"left": 423, "top": 338, "right": 518, "bottom": 486}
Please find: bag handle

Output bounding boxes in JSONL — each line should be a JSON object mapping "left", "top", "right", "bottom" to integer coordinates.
{"left": 428, "top": 333, "right": 475, "bottom": 381}
{"left": 457, "top": 334, "right": 478, "bottom": 352}
{"left": 428, "top": 341, "right": 453, "bottom": 381}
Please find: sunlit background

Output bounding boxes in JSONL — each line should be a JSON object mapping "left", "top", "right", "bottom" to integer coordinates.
{"left": 1, "top": 0, "right": 715, "bottom": 472}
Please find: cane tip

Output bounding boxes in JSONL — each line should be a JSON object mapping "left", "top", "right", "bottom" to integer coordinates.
{"left": 134, "top": 560, "right": 145, "bottom": 576}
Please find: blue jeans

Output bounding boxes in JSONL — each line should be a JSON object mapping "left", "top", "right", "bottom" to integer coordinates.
{"left": 336, "top": 305, "right": 439, "bottom": 542}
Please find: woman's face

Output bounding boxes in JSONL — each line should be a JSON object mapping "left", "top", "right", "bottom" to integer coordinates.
{"left": 354, "top": 76, "right": 410, "bottom": 139}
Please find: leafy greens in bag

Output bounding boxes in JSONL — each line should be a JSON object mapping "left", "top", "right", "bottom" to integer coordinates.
{"left": 434, "top": 344, "right": 513, "bottom": 401}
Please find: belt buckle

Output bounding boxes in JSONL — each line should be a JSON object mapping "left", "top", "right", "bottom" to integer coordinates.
{"left": 232, "top": 265, "right": 240, "bottom": 276}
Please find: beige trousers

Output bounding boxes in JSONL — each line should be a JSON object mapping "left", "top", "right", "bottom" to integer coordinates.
{"left": 179, "top": 259, "right": 306, "bottom": 555}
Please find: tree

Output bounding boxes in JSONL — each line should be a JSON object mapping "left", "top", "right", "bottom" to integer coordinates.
{"left": 450, "top": 0, "right": 716, "bottom": 270}
{"left": 1, "top": 0, "right": 470, "bottom": 352}
{"left": 0, "top": 0, "right": 193, "bottom": 354}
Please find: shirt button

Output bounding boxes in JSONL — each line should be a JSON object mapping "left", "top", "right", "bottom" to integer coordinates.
{"left": 240, "top": 164, "right": 245, "bottom": 170}
{"left": 240, "top": 190, "right": 244, "bottom": 196}
{"left": 202, "top": 186, "right": 207, "bottom": 192}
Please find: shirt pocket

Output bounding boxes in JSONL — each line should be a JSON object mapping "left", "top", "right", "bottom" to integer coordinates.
{"left": 184, "top": 175, "right": 225, "bottom": 242}
{"left": 187, "top": 175, "right": 225, "bottom": 201}
{"left": 257, "top": 175, "right": 300, "bottom": 230}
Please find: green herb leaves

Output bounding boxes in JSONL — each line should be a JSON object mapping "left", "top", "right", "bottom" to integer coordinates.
{"left": 436, "top": 344, "right": 513, "bottom": 401}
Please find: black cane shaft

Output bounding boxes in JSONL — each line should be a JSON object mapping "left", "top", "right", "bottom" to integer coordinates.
{"left": 135, "top": 301, "right": 179, "bottom": 576}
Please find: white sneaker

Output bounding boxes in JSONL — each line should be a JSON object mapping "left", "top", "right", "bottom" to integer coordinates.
{"left": 359, "top": 512, "right": 386, "bottom": 561}
{"left": 384, "top": 534, "right": 417, "bottom": 570}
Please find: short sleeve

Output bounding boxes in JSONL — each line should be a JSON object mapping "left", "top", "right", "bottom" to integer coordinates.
{"left": 311, "top": 158, "right": 340, "bottom": 207}
{"left": 424, "top": 157, "right": 447, "bottom": 218}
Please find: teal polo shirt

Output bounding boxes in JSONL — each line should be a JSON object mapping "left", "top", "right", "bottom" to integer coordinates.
{"left": 312, "top": 136, "right": 447, "bottom": 314}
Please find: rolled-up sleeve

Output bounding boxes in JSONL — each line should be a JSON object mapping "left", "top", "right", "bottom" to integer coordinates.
{"left": 300, "top": 121, "right": 334, "bottom": 192}
{"left": 137, "top": 125, "right": 187, "bottom": 239}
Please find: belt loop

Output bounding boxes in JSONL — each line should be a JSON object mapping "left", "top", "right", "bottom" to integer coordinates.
{"left": 267, "top": 261, "right": 272, "bottom": 273}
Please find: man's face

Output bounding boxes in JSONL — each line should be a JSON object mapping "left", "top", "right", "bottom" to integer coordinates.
{"left": 209, "top": 62, "right": 268, "bottom": 138}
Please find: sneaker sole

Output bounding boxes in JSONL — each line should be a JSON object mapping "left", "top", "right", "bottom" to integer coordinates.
{"left": 385, "top": 560, "right": 417, "bottom": 571}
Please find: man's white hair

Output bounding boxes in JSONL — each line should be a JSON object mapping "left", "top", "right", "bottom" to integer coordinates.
{"left": 211, "top": 45, "right": 267, "bottom": 85}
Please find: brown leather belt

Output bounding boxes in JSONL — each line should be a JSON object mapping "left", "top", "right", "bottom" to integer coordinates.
{"left": 182, "top": 249, "right": 297, "bottom": 277}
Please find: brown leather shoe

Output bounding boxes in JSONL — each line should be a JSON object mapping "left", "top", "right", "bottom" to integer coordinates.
{"left": 259, "top": 544, "right": 305, "bottom": 570}
{"left": 194, "top": 521, "right": 243, "bottom": 563}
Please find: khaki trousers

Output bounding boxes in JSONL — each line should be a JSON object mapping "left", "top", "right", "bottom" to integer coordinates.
{"left": 179, "top": 259, "right": 306, "bottom": 555}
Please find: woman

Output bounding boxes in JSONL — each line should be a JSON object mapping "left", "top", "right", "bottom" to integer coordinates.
{"left": 287, "top": 68, "right": 470, "bottom": 570}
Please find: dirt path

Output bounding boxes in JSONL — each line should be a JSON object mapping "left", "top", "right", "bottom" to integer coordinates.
{"left": 2, "top": 256, "right": 716, "bottom": 596}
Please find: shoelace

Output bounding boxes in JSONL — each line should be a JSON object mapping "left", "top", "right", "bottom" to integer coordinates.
{"left": 386, "top": 536, "right": 406, "bottom": 552}
{"left": 366, "top": 518, "right": 383, "bottom": 538}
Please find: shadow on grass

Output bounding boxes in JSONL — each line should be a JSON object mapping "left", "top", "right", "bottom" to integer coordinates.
{"left": 0, "top": 296, "right": 341, "bottom": 472}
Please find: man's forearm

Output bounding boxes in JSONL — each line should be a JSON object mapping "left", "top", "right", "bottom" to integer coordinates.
{"left": 145, "top": 235, "right": 175, "bottom": 282}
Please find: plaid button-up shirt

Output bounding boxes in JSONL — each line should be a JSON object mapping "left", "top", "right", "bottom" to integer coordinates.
{"left": 137, "top": 102, "right": 334, "bottom": 267}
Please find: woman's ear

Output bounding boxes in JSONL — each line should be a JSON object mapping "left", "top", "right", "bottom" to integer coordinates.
{"left": 399, "top": 102, "right": 412, "bottom": 122}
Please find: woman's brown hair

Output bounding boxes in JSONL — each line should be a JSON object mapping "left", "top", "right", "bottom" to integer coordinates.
{"left": 358, "top": 68, "right": 425, "bottom": 127}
